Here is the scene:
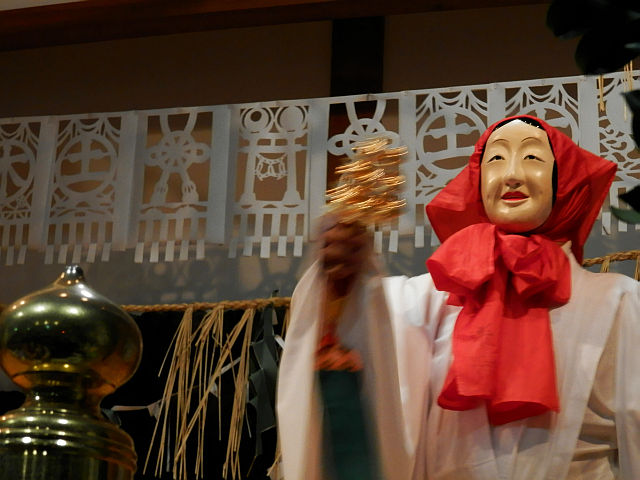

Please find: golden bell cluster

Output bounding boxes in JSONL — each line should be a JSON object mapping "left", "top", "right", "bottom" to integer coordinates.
{"left": 326, "top": 137, "right": 407, "bottom": 225}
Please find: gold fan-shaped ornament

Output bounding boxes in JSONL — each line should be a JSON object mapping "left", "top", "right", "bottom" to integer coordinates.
{"left": 326, "top": 137, "right": 408, "bottom": 225}
{"left": 315, "top": 138, "right": 409, "bottom": 380}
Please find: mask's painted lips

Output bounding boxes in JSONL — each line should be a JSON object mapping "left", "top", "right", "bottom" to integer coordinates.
{"left": 502, "top": 192, "right": 528, "bottom": 200}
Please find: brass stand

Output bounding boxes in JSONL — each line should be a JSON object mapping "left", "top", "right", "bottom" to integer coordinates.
{"left": 0, "top": 265, "right": 143, "bottom": 480}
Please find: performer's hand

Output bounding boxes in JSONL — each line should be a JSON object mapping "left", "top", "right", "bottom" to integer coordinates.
{"left": 320, "top": 215, "right": 371, "bottom": 299}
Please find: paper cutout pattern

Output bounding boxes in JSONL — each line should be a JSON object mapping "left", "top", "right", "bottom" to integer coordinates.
{"left": 0, "top": 119, "right": 40, "bottom": 265}
{"left": 132, "top": 108, "right": 215, "bottom": 263}
{"left": 0, "top": 72, "right": 637, "bottom": 264}
{"left": 42, "top": 114, "right": 137, "bottom": 265}
{"left": 228, "top": 103, "right": 309, "bottom": 259}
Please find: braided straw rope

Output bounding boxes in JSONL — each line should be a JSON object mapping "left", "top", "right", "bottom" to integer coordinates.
{"left": 1, "top": 249, "right": 639, "bottom": 318}
{"left": 120, "top": 297, "right": 291, "bottom": 313}
{"left": 114, "top": 253, "right": 637, "bottom": 316}
{"left": 110, "top": 249, "right": 640, "bottom": 317}
{"left": 581, "top": 249, "right": 640, "bottom": 279}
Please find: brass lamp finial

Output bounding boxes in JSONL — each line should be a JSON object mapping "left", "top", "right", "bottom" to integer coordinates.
{"left": 0, "top": 265, "right": 143, "bottom": 480}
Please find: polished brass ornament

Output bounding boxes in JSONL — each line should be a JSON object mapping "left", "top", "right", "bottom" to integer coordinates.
{"left": 0, "top": 265, "right": 143, "bottom": 480}
{"left": 326, "top": 137, "right": 407, "bottom": 225}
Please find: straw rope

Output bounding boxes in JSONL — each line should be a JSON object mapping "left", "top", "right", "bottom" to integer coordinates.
{"left": 115, "top": 250, "right": 640, "bottom": 317}
{"left": 3, "top": 250, "right": 639, "bottom": 318}
{"left": 120, "top": 297, "right": 291, "bottom": 313}
{"left": 581, "top": 249, "right": 640, "bottom": 278}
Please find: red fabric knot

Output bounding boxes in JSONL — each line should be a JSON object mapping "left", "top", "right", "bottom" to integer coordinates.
{"left": 315, "top": 332, "right": 363, "bottom": 372}
{"left": 427, "top": 223, "right": 571, "bottom": 425}
{"left": 423, "top": 114, "right": 616, "bottom": 425}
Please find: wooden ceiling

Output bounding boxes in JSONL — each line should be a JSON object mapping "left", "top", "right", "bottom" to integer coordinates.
{"left": 0, "top": 0, "right": 549, "bottom": 52}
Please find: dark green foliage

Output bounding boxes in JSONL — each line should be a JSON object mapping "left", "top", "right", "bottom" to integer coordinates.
{"left": 610, "top": 206, "right": 640, "bottom": 224}
{"left": 624, "top": 90, "right": 640, "bottom": 146}
{"left": 547, "top": 0, "right": 626, "bottom": 39}
{"left": 547, "top": 0, "right": 640, "bottom": 222}
{"left": 613, "top": 183, "right": 640, "bottom": 224}
{"left": 620, "top": 183, "right": 640, "bottom": 211}
{"left": 575, "top": 18, "right": 640, "bottom": 74}
{"left": 547, "top": 0, "right": 640, "bottom": 73}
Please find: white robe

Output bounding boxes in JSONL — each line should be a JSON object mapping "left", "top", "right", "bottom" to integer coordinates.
{"left": 276, "top": 247, "right": 640, "bottom": 479}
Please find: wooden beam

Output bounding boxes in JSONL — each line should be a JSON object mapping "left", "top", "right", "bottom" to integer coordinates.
{"left": 0, "top": 0, "right": 549, "bottom": 51}
{"left": 330, "top": 16, "right": 385, "bottom": 96}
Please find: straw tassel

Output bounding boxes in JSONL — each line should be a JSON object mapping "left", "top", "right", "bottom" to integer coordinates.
{"left": 223, "top": 308, "right": 254, "bottom": 479}
{"left": 143, "top": 306, "right": 194, "bottom": 478}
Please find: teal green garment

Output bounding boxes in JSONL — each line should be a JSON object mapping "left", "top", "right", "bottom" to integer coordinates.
{"left": 319, "top": 369, "right": 381, "bottom": 480}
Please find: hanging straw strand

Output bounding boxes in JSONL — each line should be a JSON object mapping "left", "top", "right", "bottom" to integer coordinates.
{"left": 173, "top": 308, "right": 253, "bottom": 465}
{"left": 143, "top": 306, "right": 194, "bottom": 478}
{"left": 223, "top": 308, "right": 254, "bottom": 479}
{"left": 598, "top": 75, "right": 605, "bottom": 112}
{"left": 190, "top": 306, "right": 224, "bottom": 479}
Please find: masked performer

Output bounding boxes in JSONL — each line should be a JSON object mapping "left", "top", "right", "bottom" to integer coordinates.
{"left": 277, "top": 115, "right": 640, "bottom": 479}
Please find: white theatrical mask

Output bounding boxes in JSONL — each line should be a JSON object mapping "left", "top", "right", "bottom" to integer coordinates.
{"left": 480, "top": 120, "right": 555, "bottom": 233}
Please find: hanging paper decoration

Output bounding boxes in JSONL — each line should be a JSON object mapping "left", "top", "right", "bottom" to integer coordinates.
{"left": 131, "top": 107, "right": 224, "bottom": 263}
{"left": 227, "top": 103, "right": 310, "bottom": 259}
{"left": 595, "top": 75, "right": 640, "bottom": 233}
{"left": 42, "top": 113, "right": 137, "bottom": 264}
{"left": 0, "top": 119, "right": 42, "bottom": 265}
{"left": 0, "top": 72, "right": 638, "bottom": 264}
{"left": 413, "top": 90, "right": 490, "bottom": 248}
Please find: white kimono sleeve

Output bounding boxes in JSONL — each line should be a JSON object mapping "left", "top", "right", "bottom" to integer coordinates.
{"left": 615, "top": 289, "right": 640, "bottom": 479}
{"left": 276, "top": 261, "right": 451, "bottom": 480}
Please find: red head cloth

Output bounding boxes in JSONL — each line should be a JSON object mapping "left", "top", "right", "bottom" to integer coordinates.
{"left": 425, "top": 115, "right": 617, "bottom": 425}
{"left": 425, "top": 114, "right": 617, "bottom": 264}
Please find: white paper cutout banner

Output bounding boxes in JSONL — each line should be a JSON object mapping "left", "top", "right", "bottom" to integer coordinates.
{"left": 0, "top": 71, "right": 637, "bottom": 264}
